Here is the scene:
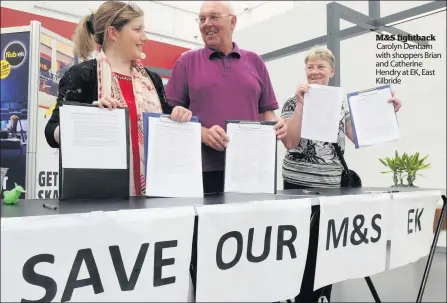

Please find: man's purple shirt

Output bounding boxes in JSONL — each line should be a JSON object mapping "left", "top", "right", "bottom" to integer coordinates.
{"left": 165, "top": 43, "right": 279, "bottom": 172}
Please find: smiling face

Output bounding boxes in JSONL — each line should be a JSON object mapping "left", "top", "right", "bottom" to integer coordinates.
{"left": 305, "top": 57, "right": 335, "bottom": 86}
{"left": 110, "top": 16, "right": 148, "bottom": 61}
{"left": 198, "top": 1, "right": 236, "bottom": 52}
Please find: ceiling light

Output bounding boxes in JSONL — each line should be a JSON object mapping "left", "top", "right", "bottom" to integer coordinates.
{"left": 385, "top": 8, "right": 446, "bottom": 26}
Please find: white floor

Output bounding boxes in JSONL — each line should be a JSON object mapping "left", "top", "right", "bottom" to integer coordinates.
{"left": 438, "top": 231, "right": 446, "bottom": 247}
{"left": 332, "top": 249, "right": 447, "bottom": 302}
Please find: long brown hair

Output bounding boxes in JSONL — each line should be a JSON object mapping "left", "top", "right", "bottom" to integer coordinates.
{"left": 73, "top": 1, "right": 144, "bottom": 61}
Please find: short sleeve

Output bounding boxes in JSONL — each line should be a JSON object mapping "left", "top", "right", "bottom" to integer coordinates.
{"left": 165, "top": 57, "right": 190, "bottom": 108}
{"left": 281, "top": 95, "right": 297, "bottom": 120}
{"left": 257, "top": 57, "right": 279, "bottom": 113}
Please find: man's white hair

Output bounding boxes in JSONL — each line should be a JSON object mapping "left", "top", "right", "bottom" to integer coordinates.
{"left": 222, "top": 1, "right": 236, "bottom": 15}
{"left": 200, "top": 1, "right": 236, "bottom": 15}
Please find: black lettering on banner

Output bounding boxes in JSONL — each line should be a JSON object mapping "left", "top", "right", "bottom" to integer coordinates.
{"left": 408, "top": 209, "right": 414, "bottom": 234}
{"left": 416, "top": 208, "right": 423, "bottom": 232}
{"left": 408, "top": 208, "right": 424, "bottom": 234}
{"left": 370, "top": 214, "right": 382, "bottom": 243}
{"left": 247, "top": 227, "right": 272, "bottom": 263}
{"left": 21, "top": 254, "right": 57, "bottom": 303}
{"left": 61, "top": 249, "right": 104, "bottom": 303}
{"left": 109, "top": 243, "right": 149, "bottom": 291}
{"left": 153, "top": 241, "right": 177, "bottom": 287}
{"left": 326, "top": 214, "right": 382, "bottom": 250}
{"left": 38, "top": 171, "right": 58, "bottom": 187}
{"left": 350, "top": 215, "right": 369, "bottom": 245}
{"left": 326, "top": 218, "right": 348, "bottom": 250}
{"left": 38, "top": 171, "right": 59, "bottom": 199}
{"left": 216, "top": 231, "right": 243, "bottom": 270}
{"left": 37, "top": 189, "right": 59, "bottom": 199}
{"left": 276, "top": 225, "right": 297, "bottom": 260}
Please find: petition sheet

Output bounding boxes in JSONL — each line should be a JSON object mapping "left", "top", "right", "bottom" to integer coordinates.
{"left": 348, "top": 87, "right": 400, "bottom": 147}
{"left": 145, "top": 117, "right": 203, "bottom": 198}
{"left": 59, "top": 105, "right": 127, "bottom": 169}
{"left": 301, "top": 84, "right": 345, "bottom": 143}
{"left": 224, "top": 123, "right": 276, "bottom": 194}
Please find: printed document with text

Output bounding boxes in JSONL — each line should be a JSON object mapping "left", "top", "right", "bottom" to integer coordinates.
{"left": 59, "top": 105, "right": 127, "bottom": 169}
{"left": 224, "top": 122, "right": 276, "bottom": 194}
{"left": 348, "top": 87, "right": 400, "bottom": 147}
{"left": 145, "top": 117, "right": 203, "bottom": 198}
{"left": 301, "top": 84, "right": 345, "bottom": 143}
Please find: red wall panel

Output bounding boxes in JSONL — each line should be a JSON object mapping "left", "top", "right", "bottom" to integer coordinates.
{"left": 0, "top": 7, "right": 189, "bottom": 70}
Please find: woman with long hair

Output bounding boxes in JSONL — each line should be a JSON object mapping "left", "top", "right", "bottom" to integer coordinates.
{"left": 45, "top": 1, "right": 192, "bottom": 196}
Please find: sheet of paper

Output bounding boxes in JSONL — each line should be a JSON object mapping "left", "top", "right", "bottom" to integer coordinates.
{"left": 145, "top": 117, "right": 203, "bottom": 198}
{"left": 348, "top": 87, "right": 400, "bottom": 147}
{"left": 224, "top": 123, "right": 276, "bottom": 194}
{"left": 301, "top": 84, "right": 345, "bottom": 143}
{"left": 59, "top": 105, "right": 127, "bottom": 169}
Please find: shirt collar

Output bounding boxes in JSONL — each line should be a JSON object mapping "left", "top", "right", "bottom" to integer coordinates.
{"left": 206, "top": 42, "right": 241, "bottom": 60}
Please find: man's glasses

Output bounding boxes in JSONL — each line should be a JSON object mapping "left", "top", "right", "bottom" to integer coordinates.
{"left": 196, "top": 14, "right": 232, "bottom": 24}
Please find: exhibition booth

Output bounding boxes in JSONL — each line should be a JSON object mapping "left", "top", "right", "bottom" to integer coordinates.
{"left": 1, "top": 1, "right": 446, "bottom": 303}
{"left": 1, "top": 21, "right": 75, "bottom": 200}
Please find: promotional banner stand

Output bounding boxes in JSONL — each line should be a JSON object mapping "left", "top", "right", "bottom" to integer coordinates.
{"left": 1, "top": 21, "right": 76, "bottom": 199}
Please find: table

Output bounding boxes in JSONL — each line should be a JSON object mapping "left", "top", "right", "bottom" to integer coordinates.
{"left": 1, "top": 186, "right": 428, "bottom": 218}
{"left": 2, "top": 187, "right": 445, "bottom": 303}
{"left": 1, "top": 192, "right": 311, "bottom": 218}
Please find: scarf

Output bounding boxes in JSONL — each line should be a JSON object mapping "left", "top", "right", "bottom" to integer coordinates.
{"left": 96, "top": 50, "right": 162, "bottom": 196}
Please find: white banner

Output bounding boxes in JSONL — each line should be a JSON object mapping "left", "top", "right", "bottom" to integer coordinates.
{"left": 1, "top": 207, "right": 195, "bottom": 302}
{"left": 195, "top": 199, "right": 311, "bottom": 302}
{"left": 314, "top": 194, "right": 390, "bottom": 290}
{"left": 388, "top": 191, "right": 440, "bottom": 270}
{"left": 35, "top": 31, "right": 76, "bottom": 199}
{"left": 35, "top": 97, "right": 59, "bottom": 199}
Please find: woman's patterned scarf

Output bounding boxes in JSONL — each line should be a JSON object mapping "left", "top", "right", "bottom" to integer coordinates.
{"left": 96, "top": 50, "right": 162, "bottom": 196}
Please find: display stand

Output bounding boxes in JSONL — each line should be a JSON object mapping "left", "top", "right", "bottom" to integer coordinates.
{"left": 1, "top": 21, "right": 78, "bottom": 199}
{"left": 1, "top": 24, "right": 34, "bottom": 198}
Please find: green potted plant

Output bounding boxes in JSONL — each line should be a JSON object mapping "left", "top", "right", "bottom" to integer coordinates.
{"left": 402, "top": 152, "right": 430, "bottom": 187}
{"left": 379, "top": 151, "right": 431, "bottom": 187}
{"left": 379, "top": 151, "right": 406, "bottom": 187}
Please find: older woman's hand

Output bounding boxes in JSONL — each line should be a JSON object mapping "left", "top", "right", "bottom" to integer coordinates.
{"left": 171, "top": 106, "right": 192, "bottom": 122}
{"left": 388, "top": 92, "right": 402, "bottom": 112}
{"left": 296, "top": 83, "right": 310, "bottom": 105}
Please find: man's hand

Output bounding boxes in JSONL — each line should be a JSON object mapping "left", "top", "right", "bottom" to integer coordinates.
{"left": 274, "top": 118, "right": 287, "bottom": 139}
{"left": 201, "top": 125, "right": 229, "bottom": 151}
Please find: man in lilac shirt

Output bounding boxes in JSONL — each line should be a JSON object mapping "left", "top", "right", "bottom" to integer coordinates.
{"left": 166, "top": 1, "right": 287, "bottom": 194}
